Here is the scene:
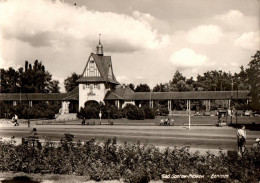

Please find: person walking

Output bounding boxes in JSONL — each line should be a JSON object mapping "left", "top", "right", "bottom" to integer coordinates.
{"left": 82, "top": 117, "right": 86, "bottom": 125}
{"left": 14, "top": 114, "right": 19, "bottom": 126}
{"left": 237, "top": 125, "right": 246, "bottom": 155}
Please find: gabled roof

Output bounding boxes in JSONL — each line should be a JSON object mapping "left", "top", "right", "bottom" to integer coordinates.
{"left": 62, "top": 86, "right": 79, "bottom": 100}
{"left": 77, "top": 53, "right": 120, "bottom": 85}
{"left": 105, "top": 85, "right": 134, "bottom": 100}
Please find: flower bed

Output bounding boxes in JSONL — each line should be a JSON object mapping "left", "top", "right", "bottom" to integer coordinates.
{"left": 0, "top": 137, "right": 259, "bottom": 183}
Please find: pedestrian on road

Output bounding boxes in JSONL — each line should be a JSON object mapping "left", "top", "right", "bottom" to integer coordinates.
{"left": 237, "top": 125, "right": 246, "bottom": 155}
{"left": 82, "top": 117, "right": 85, "bottom": 125}
{"left": 14, "top": 114, "right": 19, "bottom": 126}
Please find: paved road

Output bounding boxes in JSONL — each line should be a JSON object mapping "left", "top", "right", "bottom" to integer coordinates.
{"left": 0, "top": 123, "right": 260, "bottom": 151}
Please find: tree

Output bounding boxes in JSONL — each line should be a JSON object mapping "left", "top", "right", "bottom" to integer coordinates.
{"left": 169, "top": 70, "right": 188, "bottom": 91}
{"left": 246, "top": 50, "right": 260, "bottom": 111}
{"left": 135, "top": 83, "right": 150, "bottom": 92}
{"left": 153, "top": 83, "right": 167, "bottom": 92}
{"left": 18, "top": 60, "right": 59, "bottom": 93}
{"left": 0, "top": 60, "right": 60, "bottom": 93}
{"left": 64, "top": 73, "right": 80, "bottom": 92}
{"left": 196, "top": 70, "right": 233, "bottom": 91}
{"left": 128, "top": 83, "right": 135, "bottom": 91}
{"left": 0, "top": 67, "right": 19, "bottom": 93}
{"left": 48, "top": 80, "right": 60, "bottom": 93}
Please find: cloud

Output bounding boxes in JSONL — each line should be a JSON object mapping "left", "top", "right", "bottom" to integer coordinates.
{"left": 234, "top": 31, "right": 260, "bottom": 51}
{"left": 132, "top": 11, "right": 154, "bottom": 24}
{"left": 230, "top": 62, "right": 238, "bottom": 67}
{"left": 187, "top": 25, "right": 223, "bottom": 45}
{"left": 215, "top": 10, "right": 243, "bottom": 25}
{"left": 215, "top": 10, "right": 259, "bottom": 31}
{"left": 117, "top": 75, "right": 130, "bottom": 84}
{"left": 170, "top": 48, "right": 208, "bottom": 69}
{"left": 0, "top": 0, "right": 169, "bottom": 53}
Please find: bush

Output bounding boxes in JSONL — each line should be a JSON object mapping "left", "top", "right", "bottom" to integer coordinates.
{"left": 123, "top": 104, "right": 145, "bottom": 120}
{"left": 101, "top": 104, "right": 123, "bottom": 119}
{"left": 77, "top": 103, "right": 124, "bottom": 119}
{"left": 0, "top": 102, "right": 60, "bottom": 119}
{"left": 141, "top": 106, "right": 155, "bottom": 119}
{"left": 157, "top": 106, "right": 169, "bottom": 116}
{"left": 0, "top": 138, "right": 259, "bottom": 182}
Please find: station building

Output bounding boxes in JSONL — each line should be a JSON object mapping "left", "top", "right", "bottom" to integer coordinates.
{"left": 0, "top": 41, "right": 251, "bottom": 115}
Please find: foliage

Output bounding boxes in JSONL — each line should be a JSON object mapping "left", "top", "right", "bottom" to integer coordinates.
{"left": 82, "top": 101, "right": 100, "bottom": 119}
{"left": 135, "top": 83, "right": 151, "bottom": 92}
{"left": 157, "top": 106, "right": 169, "bottom": 116}
{"left": 140, "top": 105, "right": 155, "bottom": 119}
{"left": 64, "top": 72, "right": 81, "bottom": 92}
{"left": 123, "top": 104, "right": 145, "bottom": 120}
{"left": 246, "top": 50, "right": 260, "bottom": 112}
{"left": 78, "top": 103, "right": 155, "bottom": 120}
{"left": 0, "top": 60, "right": 60, "bottom": 93}
{"left": 153, "top": 83, "right": 168, "bottom": 92}
{"left": 128, "top": 83, "right": 135, "bottom": 91}
{"left": 0, "top": 138, "right": 259, "bottom": 182}
{"left": 0, "top": 101, "right": 60, "bottom": 119}
{"left": 77, "top": 102, "right": 124, "bottom": 119}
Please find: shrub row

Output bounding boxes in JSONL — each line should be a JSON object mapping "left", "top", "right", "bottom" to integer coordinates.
{"left": 77, "top": 103, "right": 159, "bottom": 120}
{"left": 0, "top": 101, "right": 60, "bottom": 119}
{"left": 0, "top": 137, "right": 259, "bottom": 183}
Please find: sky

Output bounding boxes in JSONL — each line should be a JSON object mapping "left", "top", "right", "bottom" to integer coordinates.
{"left": 0, "top": 0, "right": 259, "bottom": 92}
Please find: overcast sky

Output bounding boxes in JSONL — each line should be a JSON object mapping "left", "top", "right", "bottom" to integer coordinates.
{"left": 0, "top": 0, "right": 259, "bottom": 92}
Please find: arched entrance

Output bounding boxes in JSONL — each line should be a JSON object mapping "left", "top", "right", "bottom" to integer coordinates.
{"left": 84, "top": 100, "right": 100, "bottom": 107}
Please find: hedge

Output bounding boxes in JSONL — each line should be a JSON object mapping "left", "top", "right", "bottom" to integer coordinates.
{"left": 0, "top": 137, "right": 259, "bottom": 183}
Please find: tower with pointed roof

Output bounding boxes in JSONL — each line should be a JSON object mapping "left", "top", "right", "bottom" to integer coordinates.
{"left": 96, "top": 34, "right": 103, "bottom": 56}
{"left": 77, "top": 38, "right": 120, "bottom": 109}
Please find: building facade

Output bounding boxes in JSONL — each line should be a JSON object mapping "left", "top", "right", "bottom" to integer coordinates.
{"left": 76, "top": 40, "right": 119, "bottom": 109}
{"left": 0, "top": 41, "right": 251, "bottom": 114}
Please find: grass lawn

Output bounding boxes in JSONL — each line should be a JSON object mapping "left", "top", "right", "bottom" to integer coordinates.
{"left": 34, "top": 115, "right": 260, "bottom": 126}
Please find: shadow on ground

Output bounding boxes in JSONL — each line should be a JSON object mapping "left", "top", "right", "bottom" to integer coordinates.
{"left": 2, "top": 176, "right": 40, "bottom": 183}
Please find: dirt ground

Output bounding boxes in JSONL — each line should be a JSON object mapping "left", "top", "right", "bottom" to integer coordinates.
{"left": 0, "top": 172, "right": 163, "bottom": 183}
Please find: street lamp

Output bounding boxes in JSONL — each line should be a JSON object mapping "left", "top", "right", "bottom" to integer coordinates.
{"left": 107, "top": 109, "right": 110, "bottom": 125}
{"left": 230, "top": 78, "right": 233, "bottom": 125}
{"left": 235, "top": 82, "right": 239, "bottom": 129}
{"left": 26, "top": 92, "right": 30, "bottom": 127}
